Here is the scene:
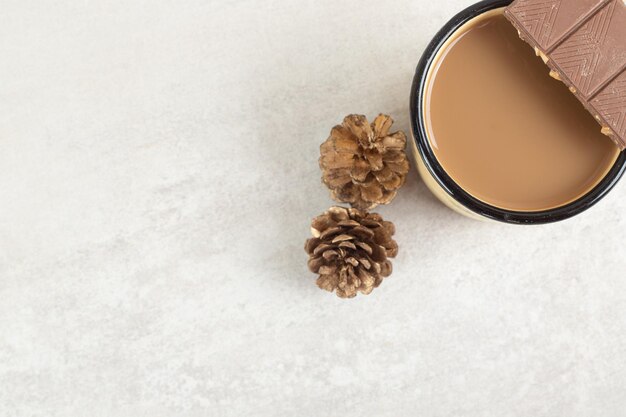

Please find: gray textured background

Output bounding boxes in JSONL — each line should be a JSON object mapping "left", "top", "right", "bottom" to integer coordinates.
{"left": 2, "top": 0, "right": 626, "bottom": 416}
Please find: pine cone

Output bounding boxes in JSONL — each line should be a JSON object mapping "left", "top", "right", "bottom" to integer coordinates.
{"left": 320, "top": 114, "right": 410, "bottom": 210}
{"left": 304, "top": 206, "right": 398, "bottom": 298}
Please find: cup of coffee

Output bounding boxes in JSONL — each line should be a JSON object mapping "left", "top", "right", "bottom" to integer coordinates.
{"left": 410, "top": 0, "right": 626, "bottom": 224}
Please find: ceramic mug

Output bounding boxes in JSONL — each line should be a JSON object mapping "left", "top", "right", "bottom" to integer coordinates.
{"left": 409, "top": 0, "right": 626, "bottom": 224}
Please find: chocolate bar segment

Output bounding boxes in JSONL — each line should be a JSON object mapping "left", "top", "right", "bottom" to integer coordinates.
{"left": 505, "top": 0, "right": 626, "bottom": 149}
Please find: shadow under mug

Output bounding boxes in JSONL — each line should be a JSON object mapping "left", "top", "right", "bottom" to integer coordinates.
{"left": 409, "top": 0, "right": 626, "bottom": 225}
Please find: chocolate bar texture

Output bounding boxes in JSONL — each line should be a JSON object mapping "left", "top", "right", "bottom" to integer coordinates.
{"left": 505, "top": 0, "right": 626, "bottom": 149}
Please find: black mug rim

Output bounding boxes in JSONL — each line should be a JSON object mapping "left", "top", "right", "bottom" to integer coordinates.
{"left": 409, "top": 0, "right": 626, "bottom": 224}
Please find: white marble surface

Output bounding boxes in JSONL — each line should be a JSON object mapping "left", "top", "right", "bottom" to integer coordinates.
{"left": 2, "top": 0, "right": 626, "bottom": 416}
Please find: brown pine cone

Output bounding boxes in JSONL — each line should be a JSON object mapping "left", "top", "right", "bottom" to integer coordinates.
{"left": 304, "top": 206, "right": 398, "bottom": 298}
{"left": 319, "top": 114, "right": 410, "bottom": 210}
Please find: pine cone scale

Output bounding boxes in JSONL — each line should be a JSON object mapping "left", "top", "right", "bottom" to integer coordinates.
{"left": 318, "top": 265, "right": 336, "bottom": 275}
{"left": 382, "top": 132, "right": 407, "bottom": 150}
{"left": 364, "top": 149, "right": 384, "bottom": 171}
{"left": 332, "top": 186, "right": 358, "bottom": 204}
{"left": 361, "top": 183, "right": 384, "bottom": 202}
{"left": 352, "top": 158, "right": 371, "bottom": 182}
{"left": 343, "top": 115, "right": 374, "bottom": 147}
{"left": 323, "top": 172, "right": 352, "bottom": 188}
{"left": 355, "top": 241, "right": 372, "bottom": 254}
{"left": 349, "top": 226, "right": 375, "bottom": 240}
{"left": 380, "top": 174, "right": 402, "bottom": 191}
{"left": 337, "top": 219, "right": 360, "bottom": 227}
{"left": 304, "top": 238, "right": 320, "bottom": 253}
{"left": 307, "top": 256, "right": 324, "bottom": 272}
{"left": 329, "top": 129, "right": 360, "bottom": 153}
{"left": 318, "top": 226, "right": 342, "bottom": 240}
{"left": 338, "top": 241, "right": 356, "bottom": 250}
{"left": 372, "top": 114, "right": 393, "bottom": 138}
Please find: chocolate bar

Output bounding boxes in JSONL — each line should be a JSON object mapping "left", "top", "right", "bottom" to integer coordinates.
{"left": 505, "top": 0, "right": 626, "bottom": 149}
